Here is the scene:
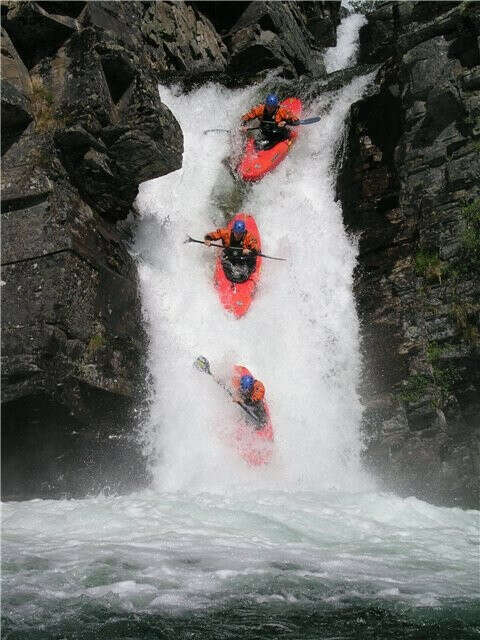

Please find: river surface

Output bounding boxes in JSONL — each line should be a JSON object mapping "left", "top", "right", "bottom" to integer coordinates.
{"left": 2, "top": 12, "right": 479, "bottom": 640}
{"left": 2, "top": 489, "right": 479, "bottom": 639}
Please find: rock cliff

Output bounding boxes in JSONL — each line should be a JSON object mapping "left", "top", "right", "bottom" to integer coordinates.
{"left": 337, "top": 1, "right": 480, "bottom": 508}
{"left": 1, "top": 1, "right": 188, "bottom": 499}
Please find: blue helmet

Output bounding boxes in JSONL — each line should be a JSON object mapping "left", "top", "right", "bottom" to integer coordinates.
{"left": 233, "top": 219, "right": 246, "bottom": 235}
{"left": 240, "top": 374, "right": 254, "bottom": 392}
{"left": 265, "top": 94, "right": 279, "bottom": 108}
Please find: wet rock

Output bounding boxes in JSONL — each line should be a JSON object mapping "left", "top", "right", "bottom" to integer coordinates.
{"left": 1, "top": 28, "right": 33, "bottom": 154}
{"left": 226, "top": 1, "right": 326, "bottom": 78}
{"left": 1, "top": 176, "right": 152, "bottom": 500}
{"left": 50, "top": 24, "right": 183, "bottom": 221}
{"left": 141, "top": 1, "right": 227, "bottom": 75}
{"left": 359, "top": 6, "right": 397, "bottom": 64}
{"left": 338, "top": 1, "right": 480, "bottom": 508}
{"left": 1, "top": 1, "right": 188, "bottom": 500}
{"left": 3, "top": 1, "right": 79, "bottom": 69}
{"left": 300, "top": 1, "right": 341, "bottom": 47}
{"left": 1, "top": 82, "right": 33, "bottom": 154}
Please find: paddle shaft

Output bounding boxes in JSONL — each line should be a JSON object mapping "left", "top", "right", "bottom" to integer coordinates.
{"left": 216, "top": 376, "right": 260, "bottom": 423}
{"left": 195, "top": 357, "right": 259, "bottom": 424}
{"left": 204, "top": 117, "right": 321, "bottom": 135}
{"left": 186, "top": 236, "right": 286, "bottom": 262}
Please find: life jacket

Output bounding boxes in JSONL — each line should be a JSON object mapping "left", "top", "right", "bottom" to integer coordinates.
{"left": 229, "top": 230, "right": 245, "bottom": 248}
{"left": 261, "top": 106, "right": 277, "bottom": 124}
{"left": 225, "top": 230, "right": 251, "bottom": 270}
{"left": 241, "top": 380, "right": 265, "bottom": 405}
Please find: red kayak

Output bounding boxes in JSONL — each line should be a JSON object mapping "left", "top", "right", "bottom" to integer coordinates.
{"left": 213, "top": 214, "right": 261, "bottom": 318}
{"left": 237, "top": 97, "right": 302, "bottom": 182}
{"left": 232, "top": 365, "right": 274, "bottom": 466}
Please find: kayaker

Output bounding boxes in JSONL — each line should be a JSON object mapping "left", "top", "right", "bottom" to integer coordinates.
{"left": 204, "top": 219, "right": 259, "bottom": 283}
{"left": 234, "top": 374, "right": 267, "bottom": 428}
{"left": 240, "top": 94, "right": 299, "bottom": 149}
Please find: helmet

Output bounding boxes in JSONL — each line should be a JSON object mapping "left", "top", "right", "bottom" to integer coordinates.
{"left": 265, "top": 94, "right": 279, "bottom": 108}
{"left": 240, "top": 374, "right": 254, "bottom": 392}
{"left": 233, "top": 219, "right": 246, "bottom": 235}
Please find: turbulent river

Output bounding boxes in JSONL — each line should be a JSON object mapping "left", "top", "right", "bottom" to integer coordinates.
{"left": 2, "top": 13, "right": 479, "bottom": 640}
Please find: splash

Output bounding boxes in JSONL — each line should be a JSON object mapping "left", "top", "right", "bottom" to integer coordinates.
{"left": 135, "top": 74, "right": 374, "bottom": 493}
{"left": 324, "top": 12, "right": 367, "bottom": 73}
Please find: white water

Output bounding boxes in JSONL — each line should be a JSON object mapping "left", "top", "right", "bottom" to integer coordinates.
{"left": 3, "top": 490, "right": 478, "bottom": 630}
{"left": 3, "top": 21, "right": 479, "bottom": 638}
{"left": 135, "top": 76, "right": 374, "bottom": 494}
{"left": 324, "top": 12, "right": 367, "bottom": 73}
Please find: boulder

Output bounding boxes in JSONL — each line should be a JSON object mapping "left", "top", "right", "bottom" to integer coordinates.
{"left": 3, "top": 1, "right": 78, "bottom": 69}
{"left": 1, "top": 1, "right": 186, "bottom": 500}
{"left": 141, "top": 1, "right": 228, "bottom": 75}
{"left": 337, "top": 1, "right": 480, "bottom": 507}
{"left": 300, "top": 1, "right": 341, "bottom": 48}
{"left": 227, "top": 1, "right": 325, "bottom": 78}
{"left": 1, "top": 28, "right": 33, "bottom": 154}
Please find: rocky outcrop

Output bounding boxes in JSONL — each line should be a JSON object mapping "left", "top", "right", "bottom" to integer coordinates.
{"left": 1, "top": 27, "right": 33, "bottom": 154}
{"left": 301, "top": 1, "right": 342, "bottom": 47}
{"left": 141, "top": 1, "right": 228, "bottom": 76}
{"left": 1, "top": 1, "right": 186, "bottom": 500}
{"left": 164, "top": 1, "right": 339, "bottom": 88}
{"left": 338, "top": 1, "right": 480, "bottom": 507}
{"left": 225, "top": 1, "right": 326, "bottom": 78}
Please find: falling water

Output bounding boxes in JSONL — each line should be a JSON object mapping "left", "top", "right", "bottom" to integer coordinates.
{"left": 2, "top": 18, "right": 478, "bottom": 640}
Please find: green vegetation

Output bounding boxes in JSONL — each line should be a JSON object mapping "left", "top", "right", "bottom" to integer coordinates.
{"left": 427, "top": 341, "right": 462, "bottom": 406}
{"left": 31, "top": 76, "right": 57, "bottom": 132}
{"left": 399, "top": 343, "right": 461, "bottom": 409}
{"left": 460, "top": 200, "right": 480, "bottom": 267}
{"left": 450, "top": 301, "right": 480, "bottom": 345}
{"left": 431, "top": 365, "right": 461, "bottom": 406}
{"left": 399, "top": 374, "right": 430, "bottom": 404}
{"left": 414, "top": 250, "right": 447, "bottom": 283}
{"left": 426, "top": 342, "right": 444, "bottom": 364}
{"left": 85, "top": 325, "right": 107, "bottom": 361}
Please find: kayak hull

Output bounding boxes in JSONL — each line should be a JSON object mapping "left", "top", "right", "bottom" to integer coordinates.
{"left": 237, "top": 97, "right": 302, "bottom": 182}
{"left": 213, "top": 214, "right": 261, "bottom": 318}
{"left": 232, "top": 365, "right": 274, "bottom": 466}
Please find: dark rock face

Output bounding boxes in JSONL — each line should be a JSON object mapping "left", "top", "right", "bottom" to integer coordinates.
{"left": 301, "top": 1, "right": 341, "bottom": 47}
{"left": 1, "top": 1, "right": 187, "bottom": 500}
{"left": 226, "top": 1, "right": 326, "bottom": 78}
{"left": 190, "top": 2, "right": 250, "bottom": 35}
{"left": 1, "top": 28, "right": 33, "bottom": 154}
{"left": 141, "top": 1, "right": 228, "bottom": 75}
{"left": 148, "top": 1, "right": 339, "bottom": 90}
{"left": 338, "top": 2, "right": 480, "bottom": 508}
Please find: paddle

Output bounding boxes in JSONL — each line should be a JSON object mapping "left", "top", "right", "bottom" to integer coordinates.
{"left": 203, "top": 117, "right": 321, "bottom": 134}
{"left": 258, "top": 117, "right": 322, "bottom": 127}
{"left": 290, "top": 116, "right": 322, "bottom": 126}
{"left": 194, "top": 356, "right": 260, "bottom": 425}
{"left": 203, "top": 125, "right": 260, "bottom": 135}
{"left": 184, "top": 235, "right": 287, "bottom": 262}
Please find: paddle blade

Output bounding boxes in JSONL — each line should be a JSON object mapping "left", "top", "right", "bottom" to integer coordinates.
{"left": 299, "top": 117, "right": 321, "bottom": 125}
{"left": 203, "top": 128, "right": 230, "bottom": 134}
{"left": 194, "top": 356, "right": 211, "bottom": 374}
